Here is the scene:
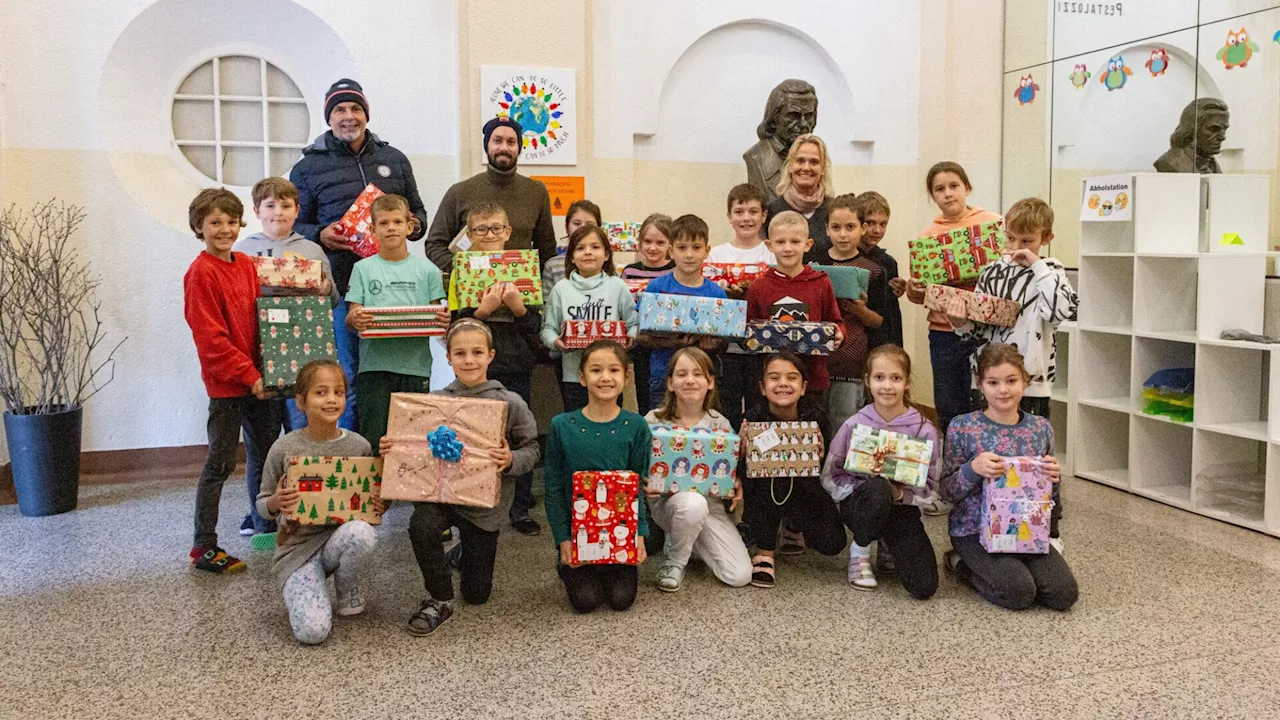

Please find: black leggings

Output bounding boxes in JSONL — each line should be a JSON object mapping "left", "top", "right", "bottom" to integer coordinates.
{"left": 741, "top": 477, "right": 845, "bottom": 554}
{"left": 838, "top": 478, "right": 938, "bottom": 599}
{"left": 951, "top": 533, "right": 1078, "bottom": 611}
{"left": 558, "top": 563, "right": 638, "bottom": 613}
{"left": 408, "top": 503, "right": 500, "bottom": 605}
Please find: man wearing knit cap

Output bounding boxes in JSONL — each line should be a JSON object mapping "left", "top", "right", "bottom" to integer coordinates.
{"left": 289, "top": 78, "right": 429, "bottom": 429}
{"left": 424, "top": 116, "right": 557, "bottom": 275}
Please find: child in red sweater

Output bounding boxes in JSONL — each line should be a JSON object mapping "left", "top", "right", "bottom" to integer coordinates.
{"left": 183, "top": 189, "right": 276, "bottom": 574}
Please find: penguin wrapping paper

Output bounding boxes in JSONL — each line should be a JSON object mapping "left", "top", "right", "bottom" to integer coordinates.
{"left": 702, "top": 262, "right": 769, "bottom": 291}
{"left": 980, "top": 457, "right": 1055, "bottom": 555}
{"left": 571, "top": 471, "right": 640, "bottom": 565}
{"left": 922, "top": 284, "right": 1020, "bottom": 328}
{"left": 908, "top": 221, "right": 1005, "bottom": 286}
{"left": 381, "top": 393, "right": 509, "bottom": 508}
{"left": 284, "top": 456, "right": 383, "bottom": 527}
{"left": 741, "top": 421, "right": 824, "bottom": 478}
{"left": 604, "top": 222, "right": 641, "bottom": 252}
{"left": 334, "top": 183, "right": 383, "bottom": 258}
{"left": 740, "top": 321, "right": 840, "bottom": 355}
{"left": 843, "top": 425, "right": 934, "bottom": 488}
{"left": 646, "top": 425, "right": 741, "bottom": 498}
{"left": 559, "top": 320, "right": 631, "bottom": 349}
{"left": 453, "top": 250, "right": 543, "bottom": 308}
{"left": 252, "top": 255, "right": 323, "bottom": 295}
{"left": 257, "top": 296, "right": 338, "bottom": 393}
{"left": 638, "top": 293, "right": 748, "bottom": 339}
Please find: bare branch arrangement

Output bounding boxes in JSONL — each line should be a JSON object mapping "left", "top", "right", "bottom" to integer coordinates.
{"left": 0, "top": 202, "right": 125, "bottom": 416}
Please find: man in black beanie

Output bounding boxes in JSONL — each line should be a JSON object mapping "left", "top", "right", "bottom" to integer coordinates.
{"left": 424, "top": 116, "right": 556, "bottom": 276}
{"left": 288, "top": 78, "right": 429, "bottom": 430}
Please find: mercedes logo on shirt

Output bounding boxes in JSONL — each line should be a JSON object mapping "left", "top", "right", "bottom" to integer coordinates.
{"left": 369, "top": 279, "right": 383, "bottom": 295}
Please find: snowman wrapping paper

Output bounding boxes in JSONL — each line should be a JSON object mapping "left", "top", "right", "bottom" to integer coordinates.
{"left": 638, "top": 293, "right": 748, "bottom": 339}
{"left": 741, "top": 421, "right": 824, "bottom": 478}
{"left": 453, "top": 250, "right": 543, "bottom": 308}
{"left": 284, "top": 456, "right": 383, "bottom": 527}
{"left": 381, "top": 393, "right": 509, "bottom": 508}
{"left": 571, "top": 471, "right": 640, "bottom": 565}
{"left": 908, "top": 221, "right": 1005, "bottom": 287}
{"left": 647, "top": 425, "right": 741, "bottom": 498}
{"left": 980, "top": 457, "right": 1055, "bottom": 555}
{"left": 257, "top": 296, "right": 338, "bottom": 392}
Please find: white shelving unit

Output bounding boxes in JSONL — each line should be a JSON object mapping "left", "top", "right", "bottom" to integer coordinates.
{"left": 1069, "top": 172, "right": 1280, "bottom": 536}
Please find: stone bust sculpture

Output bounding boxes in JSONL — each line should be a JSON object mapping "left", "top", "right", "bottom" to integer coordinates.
{"left": 744, "top": 79, "right": 818, "bottom": 202}
{"left": 1154, "top": 98, "right": 1229, "bottom": 174}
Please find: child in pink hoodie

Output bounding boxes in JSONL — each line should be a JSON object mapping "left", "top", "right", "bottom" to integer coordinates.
{"left": 824, "top": 345, "right": 939, "bottom": 598}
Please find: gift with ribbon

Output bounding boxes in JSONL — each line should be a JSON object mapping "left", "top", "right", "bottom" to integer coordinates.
{"left": 380, "top": 393, "right": 509, "bottom": 508}
{"left": 843, "top": 425, "right": 934, "bottom": 488}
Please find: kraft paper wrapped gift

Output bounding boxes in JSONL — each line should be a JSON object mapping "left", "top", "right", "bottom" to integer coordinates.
{"left": 741, "top": 421, "right": 823, "bottom": 478}
{"left": 381, "top": 393, "right": 509, "bottom": 508}
{"left": 560, "top": 320, "right": 631, "bottom": 349}
{"left": 359, "top": 305, "right": 450, "bottom": 338}
{"left": 646, "top": 425, "right": 741, "bottom": 498}
{"left": 638, "top": 293, "right": 747, "bottom": 338}
{"left": 843, "top": 425, "right": 934, "bottom": 488}
{"left": 284, "top": 456, "right": 383, "bottom": 526}
{"left": 334, "top": 183, "right": 383, "bottom": 258}
{"left": 811, "top": 264, "right": 870, "bottom": 300}
{"left": 453, "top": 250, "right": 543, "bottom": 308}
{"left": 571, "top": 470, "right": 640, "bottom": 565}
{"left": 980, "top": 456, "right": 1055, "bottom": 555}
{"left": 908, "top": 220, "right": 1005, "bottom": 286}
{"left": 923, "top": 285, "right": 1020, "bottom": 328}
{"left": 604, "top": 221, "right": 641, "bottom": 252}
{"left": 702, "top": 262, "right": 769, "bottom": 290}
{"left": 739, "top": 321, "right": 839, "bottom": 355}
{"left": 257, "top": 296, "right": 338, "bottom": 392}
{"left": 253, "top": 255, "right": 323, "bottom": 295}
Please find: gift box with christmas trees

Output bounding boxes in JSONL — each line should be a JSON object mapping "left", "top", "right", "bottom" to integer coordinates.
{"left": 284, "top": 456, "right": 383, "bottom": 526}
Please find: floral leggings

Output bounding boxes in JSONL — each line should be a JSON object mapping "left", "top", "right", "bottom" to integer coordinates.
{"left": 282, "top": 521, "right": 377, "bottom": 644}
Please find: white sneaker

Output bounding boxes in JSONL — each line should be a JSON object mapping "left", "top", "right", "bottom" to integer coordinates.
{"left": 335, "top": 586, "right": 366, "bottom": 616}
{"left": 1049, "top": 537, "right": 1064, "bottom": 555}
{"left": 848, "top": 554, "right": 877, "bottom": 590}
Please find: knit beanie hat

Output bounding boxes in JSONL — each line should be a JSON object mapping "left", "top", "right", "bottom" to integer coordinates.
{"left": 482, "top": 116, "right": 524, "bottom": 150}
{"left": 325, "top": 79, "right": 369, "bottom": 123}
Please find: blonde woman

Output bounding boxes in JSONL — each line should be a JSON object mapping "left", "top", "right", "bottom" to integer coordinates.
{"left": 764, "top": 133, "right": 838, "bottom": 264}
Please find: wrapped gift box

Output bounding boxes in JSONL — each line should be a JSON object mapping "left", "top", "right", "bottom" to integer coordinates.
{"left": 624, "top": 278, "right": 651, "bottom": 301}
{"left": 980, "top": 456, "right": 1055, "bottom": 554}
{"left": 843, "top": 425, "right": 934, "bottom": 488}
{"left": 739, "top": 321, "right": 839, "bottom": 355}
{"left": 560, "top": 320, "right": 631, "bottom": 349}
{"left": 453, "top": 250, "right": 543, "bottom": 308}
{"left": 811, "top": 264, "right": 870, "bottom": 300}
{"left": 638, "top": 293, "right": 747, "bottom": 339}
{"left": 257, "top": 296, "right": 338, "bottom": 392}
{"left": 604, "top": 222, "right": 641, "bottom": 252}
{"left": 923, "top": 285, "right": 1019, "bottom": 328}
{"left": 702, "top": 262, "right": 769, "bottom": 290}
{"left": 571, "top": 470, "right": 640, "bottom": 565}
{"left": 381, "top": 393, "right": 509, "bottom": 508}
{"left": 646, "top": 425, "right": 741, "bottom": 498}
{"left": 359, "top": 305, "right": 449, "bottom": 338}
{"left": 908, "top": 220, "right": 1004, "bottom": 286}
{"left": 253, "top": 255, "right": 323, "bottom": 295}
{"left": 284, "top": 456, "right": 383, "bottom": 526}
{"left": 741, "top": 421, "right": 823, "bottom": 478}
{"left": 334, "top": 183, "right": 384, "bottom": 258}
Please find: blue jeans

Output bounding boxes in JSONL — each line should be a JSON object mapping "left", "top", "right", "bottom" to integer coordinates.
{"left": 929, "top": 329, "right": 976, "bottom": 435}
{"left": 493, "top": 371, "right": 536, "bottom": 522}
{"left": 323, "top": 301, "right": 359, "bottom": 431}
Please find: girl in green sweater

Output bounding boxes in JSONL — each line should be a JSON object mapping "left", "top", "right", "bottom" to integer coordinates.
{"left": 544, "top": 340, "right": 652, "bottom": 612}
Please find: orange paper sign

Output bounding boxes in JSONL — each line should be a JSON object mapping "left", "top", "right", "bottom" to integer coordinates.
{"left": 531, "top": 175, "right": 585, "bottom": 216}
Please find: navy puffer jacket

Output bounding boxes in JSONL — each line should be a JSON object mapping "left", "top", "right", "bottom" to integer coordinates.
{"left": 289, "top": 130, "right": 428, "bottom": 295}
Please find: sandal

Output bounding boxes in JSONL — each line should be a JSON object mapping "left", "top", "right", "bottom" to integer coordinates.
{"left": 750, "top": 554, "right": 776, "bottom": 588}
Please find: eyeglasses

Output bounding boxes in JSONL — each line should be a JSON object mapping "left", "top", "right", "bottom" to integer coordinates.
{"left": 468, "top": 224, "right": 509, "bottom": 237}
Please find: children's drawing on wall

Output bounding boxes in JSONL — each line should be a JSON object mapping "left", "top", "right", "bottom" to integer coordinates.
{"left": 1216, "top": 28, "right": 1259, "bottom": 70}
{"left": 1068, "top": 63, "right": 1091, "bottom": 89}
{"left": 1013, "top": 74, "right": 1041, "bottom": 105}
{"left": 1099, "top": 55, "right": 1132, "bottom": 90}
{"left": 1144, "top": 48, "right": 1169, "bottom": 77}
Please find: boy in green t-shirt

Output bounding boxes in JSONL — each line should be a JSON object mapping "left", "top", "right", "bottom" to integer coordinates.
{"left": 346, "top": 194, "right": 448, "bottom": 447}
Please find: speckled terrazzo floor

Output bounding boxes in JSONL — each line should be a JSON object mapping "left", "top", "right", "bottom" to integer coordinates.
{"left": 3, "top": 476, "right": 1280, "bottom": 720}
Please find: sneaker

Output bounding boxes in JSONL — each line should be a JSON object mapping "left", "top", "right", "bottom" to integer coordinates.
{"left": 239, "top": 515, "right": 255, "bottom": 536}
{"left": 408, "top": 599, "right": 453, "bottom": 636}
{"left": 922, "top": 499, "right": 952, "bottom": 517}
{"left": 875, "top": 544, "right": 896, "bottom": 576}
{"left": 335, "top": 586, "right": 366, "bottom": 616}
{"left": 445, "top": 541, "right": 462, "bottom": 570}
{"left": 777, "top": 524, "right": 806, "bottom": 556}
{"left": 190, "top": 546, "right": 246, "bottom": 574}
{"left": 511, "top": 517, "right": 542, "bottom": 536}
{"left": 848, "top": 554, "right": 877, "bottom": 590}
{"left": 656, "top": 560, "right": 685, "bottom": 593}
{"left": 1049, "top": 537, "right": 1064, "bottom": 555}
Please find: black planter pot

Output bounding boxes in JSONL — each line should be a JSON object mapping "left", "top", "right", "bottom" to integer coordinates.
{"left": 4, "top": 405, "right": 82, "bottom": 517}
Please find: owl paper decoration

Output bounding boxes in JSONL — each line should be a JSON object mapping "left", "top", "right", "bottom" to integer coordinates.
{"left": 1099, "top": 55, "right": 1132, "bottom": 90}
{"left": 1216, "top": 28, "right": 1259, "bottom": 69}
{"left": 1145, "top": 48, "right": 1169, "bottom": 76}
{"left": 1013, "top": 75, "right": 1040, "bottom": 105}
{"left": 1068, "top": 64, "right": 1091, "bottom": 89}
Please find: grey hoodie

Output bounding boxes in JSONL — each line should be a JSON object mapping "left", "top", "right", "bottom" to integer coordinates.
{"left": 432, "top": 378, "right": 540, "bottom": 531}
{"left": 232, "top": 231, "right": 341, "bottom": 307}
